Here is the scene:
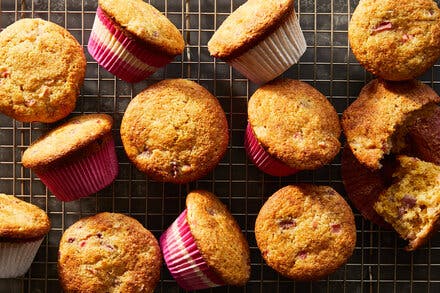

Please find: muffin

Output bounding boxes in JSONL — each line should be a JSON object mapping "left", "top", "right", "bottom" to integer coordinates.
{"left": 342, "top": 79, "right": 440, "bottom": 169}
{"left": 405, "top": 104, "right": 440, "bottom": 165}
{"left": 374, "top": 156, "right": 440, "bottom": 251}
{"left": 255, "top": 185, "right": 356, "bottom": 281}
{"left": 22, "top": 114, "right": 118, "bottom": 202}
{"left": 0, "top": 18, "right": 86, "bottom": 123}
{"left": 245, "top": 79, "right": 341, "bottom": 176}
{"left": 208, "top": 0, "right": 306, "bottom": 84}
{"left": 58, "top": 212, "right": 161, "bottom": 292}
{"left": 88, "top": 0, "right": 185, "bottom": 83}
{"left": 160, "top": 190, "right": 250, "bottom": 290}
{"left": 0, "top": 194, "right": 50, "bottom": 278}
{"left": 341, "top": 145, "right": 394, "bottom": 229}
{"left": 349, "top": 0, "right": 440, "bottom": 81}
{"left": 120, "top": 79, "right": 229, "bottom": 184}
{"left": 342, "top": 105, "right": 440, "bottom": 230}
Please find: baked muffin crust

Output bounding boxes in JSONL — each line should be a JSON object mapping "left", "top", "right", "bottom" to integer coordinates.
{"left": 342, "top": 79, "right": 440, "bottom": 169}
{"left": 186, "top": 190, "right": 250, "bottom": 285}
{"left": 99, "top": 0, "right": 184, "bottom": 56}
{"left": 0, "top": 194, "right": 50, "bottom": 240}
{"left": 348, "top": 0, "right": 440, "bottom": 80}
{"left": 255, "top": 185, "right": 356, "bottom": 281}
{"left": 0, "top": 18, "right": 86, "bottom": 123}
{"left": 208, "top": 0, "right": 294, "bottom": 59}
{"left": 248, "top": 79, "right": 341, "bottom": 170}
{"left": 120, "top": 79, "right": 229, "bottom": 184}
{"left": 58, "top": 212, "right": 161, "bottom": 293}
{"left": 22, "top": 114, "right": 113, "bottom": 168}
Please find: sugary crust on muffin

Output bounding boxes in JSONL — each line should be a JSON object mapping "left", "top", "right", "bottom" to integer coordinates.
{"left": 248, "top": 79, "right": 341, "bottom": 170}
{"left": 58, "top": 212, "right": 161, "bottom": 293}
{"left": 22, "top": 114, "right": 113, "bottom": 168}
{"left": 186, "top": 190, "right": 250, "bottom": 286}
{"left": 348, "top": 0, "right": 440, "bottom": 81}
{"left": 99, "top": 0, "right": 184, "bottom": 56}
{"left": 120, "top": 79, "right": 229, "bottom": 184}
{"left": 208, "top": 0, "right": 294, "bottom": 59}
{"left": 342, "top": 79, "right": 440, "bottom": 169}
{"left": 374, "top": 156, "right": 440, "bottom": 251}
{"left": 0, "top": 194, "right": 50, "bottom": 240}
{"left": 255, "top": 185, "right": 356, "bottom": 281}
{"left": 0, "top": 18, "right": 86, "bottom": 123}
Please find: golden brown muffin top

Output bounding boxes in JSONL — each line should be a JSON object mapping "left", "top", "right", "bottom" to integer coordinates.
{"left": 58, "top": 212, "right": 161, "bottom": 293}
{"left": 186, "top": 190, "right": 250, "bottom": 286}
{"left": 374, "top": 156, "right": 440, "bottom": 251}
{"left": 0, "top": 18, "right": 86, "bottom": 123}
{"left": 208, "top": 0, "right": 294, "bottom": 59}
{"left": 22, "top": 114, "right": 113, "bottom": 168}
{"left": 248, "top": 79, "right": 341, "bottom": 170}
{"left": 0, "top": 194, "right": 50, "bottom": 240}
{"left": 120, "top": 79, "right": 229, "bottom": 184}
{"left": 255, "top": 185, "right": 356, "bottom": 281}
{"left": 348, "top": 0, "right": 440, "bottom": 81}
{"left": 342, "top": 79, "right": 440, "bottom": 170}
{"left": 99, "top": 0, "right": 184, "bottom": 56}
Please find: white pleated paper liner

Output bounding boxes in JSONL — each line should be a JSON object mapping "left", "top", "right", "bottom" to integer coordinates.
{"left": 0, "top": 238, "right": 44, "bottom": 278}
{"left": 229, "top": 10, "right": 307, "bottom": 85}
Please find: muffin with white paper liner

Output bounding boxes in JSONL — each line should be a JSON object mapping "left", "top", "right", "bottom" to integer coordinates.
{"left": 0, "top": 194, "right": 50, "bottom": 278}
{"left": 208, "top": 0, "right": 306, "bottom": 84}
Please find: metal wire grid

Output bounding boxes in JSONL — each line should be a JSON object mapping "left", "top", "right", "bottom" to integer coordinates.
{"left": 1, "top": 0, "right": 440, "bottom": 292}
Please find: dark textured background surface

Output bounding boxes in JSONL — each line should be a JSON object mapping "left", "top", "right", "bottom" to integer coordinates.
{"left": 1, "top": 0, "right": 440, "bottom": 292}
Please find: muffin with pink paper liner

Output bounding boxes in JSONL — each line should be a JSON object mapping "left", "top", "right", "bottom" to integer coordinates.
{"left": 22, "top": 114, "right": 118, "bottom": 202}
{"left": 160, "top": 190, "right": 250, "bottom": 290}
{"left": 88, "top": 0, "right": 184, "bottom": 83}
{"left": 245, "top": 79, "right": 341, "bottom": 176}
{"left": 0, "top": 194, "right": 50, "bottom": 278}
{"left": 208, "top": 0, "right": 306, "bottom": 84}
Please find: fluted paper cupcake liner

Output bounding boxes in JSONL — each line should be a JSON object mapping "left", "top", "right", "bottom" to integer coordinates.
{"left": 229, "top": 10, "right": 306, "bottom": 84}
{"left": 0, "top": 238, "right": 43, "bottom": 278}
{"left": 245, "top": 123, "right": 298, "bottom": 176}
{"left": 160, "top": 210, "right": 224, "bottom": 290}
{"left": 35, "top": 137, "right": 118, "bottom": 202}
{"left": 88, "top": 7, "right": 172, "bottom": 83}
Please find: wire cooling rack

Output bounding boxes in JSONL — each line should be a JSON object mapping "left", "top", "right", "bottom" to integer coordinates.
{"left": 1, "top": 0, "right": 440, "bottom": 292}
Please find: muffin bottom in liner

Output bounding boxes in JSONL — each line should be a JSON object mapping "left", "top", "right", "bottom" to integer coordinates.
{"left": 0, "top": 238, "right": 44, "bottom": 278}
{"left": 35, "top": 136, "right": 118, "bottom": 202}
{"left": 229, "top": 10, "right": 307, "bottom": 85}
{"left": 160, "top": 210, "right": 225, "bottom": 290}
{"left": 245, "top": 123, "right": 298, "bottom": 177}
{"left": 88, "top": 7, "right": 172, "bottom": 83}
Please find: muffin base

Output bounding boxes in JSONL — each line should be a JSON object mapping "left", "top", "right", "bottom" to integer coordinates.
{"left": 88, "top": 7, "right": 172, "bottom": 83}
{"left": 0, "top": 238, "right": 44, "bottom": 278}
{"left": 160, "top": 210, "right": 225, "bottom": 290}
{"left": 35, "top": 137, "right": 118, "bottom": 202}
{"left": 229, "top": 10, "right": 306, "bottom": 84}
{"left": 245, "top": 123, "right": 298, "bottom": 176}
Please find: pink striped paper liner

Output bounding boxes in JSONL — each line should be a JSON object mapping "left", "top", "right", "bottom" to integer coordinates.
{"left": 88, "top": 7, "right": 172, "bottom": 83}
{"left": 0, "top": 238, "right": 44, "bottom": 278}
{"left": 35, "top": 137, "right": 118, "bottom": 202}
{"left": 160, "top": 210, "right": 225, "bottom": 290}
{"left": 244, "top": 123, "right": 298, "bottom": 177}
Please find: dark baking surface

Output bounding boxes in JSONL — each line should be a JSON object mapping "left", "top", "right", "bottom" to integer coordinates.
{"left": 1, "top": 0, "right": 440, "bottom": 292}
